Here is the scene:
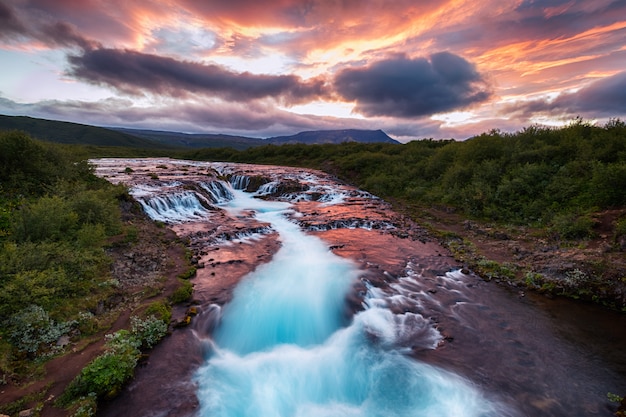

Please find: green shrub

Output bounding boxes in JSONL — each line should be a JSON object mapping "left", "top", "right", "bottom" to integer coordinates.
{"left": 6, "top": 305, "right": 76, "bottom": 355}
{"left": 123, "top": 225, "right": 139, "bottom": 244}
{"left": 12, "top": 196, "right": 79, "bottom": 242}
{"left": 170, "top": 279, "right": 193, "bottom": 304}
{"left": 130, "top": 315, "right": 168, "bottom": 349}
{"left": 177, "top": 265, "right": 197, "bottom": 280}
{"left": 551, "top": 212, "right": 596, "bottom": 240}
{"left": 59, "top": 316, "right": 167, "bottom": 406}
{"left": 75, "top": 224, "right": 107, "bottom": 249}
{"left": 144, "top": 301, "right": 172, "bottom": 324}
{"left": 62, "top": 348, "right": 138, "bottom": 402}
{"left": 69, "top": 393, "right": 98, "bottom": 417}
{"left": 69, "top": 189, "right": 122, "bottom": 235}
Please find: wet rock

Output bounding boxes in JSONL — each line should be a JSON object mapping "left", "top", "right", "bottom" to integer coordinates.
{"left": 18, "top": 410, "right": 33, "bottom": 417}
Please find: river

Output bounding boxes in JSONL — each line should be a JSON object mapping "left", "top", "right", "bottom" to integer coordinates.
{"left": 93, "top": 158, "right": 626, "bottom": 417}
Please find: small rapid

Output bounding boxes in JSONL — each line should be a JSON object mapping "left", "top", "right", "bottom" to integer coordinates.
{"left": 193, "top": 188, "right": 507, "bottom": 417}
{"left": 92, "top": 159, "right": 626, "bottom": 417}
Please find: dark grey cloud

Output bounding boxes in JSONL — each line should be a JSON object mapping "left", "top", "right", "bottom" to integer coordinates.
{"left": 0, "top": 2, "right": 27, "bottom": 38}
{"left": 503, "top": 71, "right": 626, "bottom": 118}
{"left": 571, "top": 71, "right": 626, "bottom": 113}
{"left": 418, "top": 0, "right": 626, "bottom": 58}
{"left": 67, "top": 47, "right": 328, "bottom": 104}
{"left": 333, "top": 52, "right": 491, "bottom": 117}
{"left": 0, "top": 2, "right": 96, "bottom": 49}
{"left": 0, "top": 95, "right": 374, "bottom": 139}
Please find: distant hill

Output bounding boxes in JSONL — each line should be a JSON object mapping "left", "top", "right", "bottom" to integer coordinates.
{"left": 114, "top": 127, "right": 400, "bottom": 148}
{"left": 0, "top": 115, "right": 167, "bottom": 149}
{"left": 0, "top": 115, "right": 399, "bottom": 149}
{"left": 266, "top": 129, "right": 398, "bottom": 145}
{"left": 112, "top": 128, "right": 262, "bottom": 151}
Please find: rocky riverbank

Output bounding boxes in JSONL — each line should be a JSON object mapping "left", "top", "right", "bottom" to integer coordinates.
{"left": 398, "top": 204, "right": 626, "bottom": 312}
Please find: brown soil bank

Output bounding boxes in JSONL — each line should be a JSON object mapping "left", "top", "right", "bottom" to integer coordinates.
{"left": 410, "top": 205, "right": 626, "bottom": 311}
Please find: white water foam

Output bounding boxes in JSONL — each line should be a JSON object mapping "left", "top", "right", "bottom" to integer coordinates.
{"left": 193, "top": 189, "right": 508, "bottom": 417}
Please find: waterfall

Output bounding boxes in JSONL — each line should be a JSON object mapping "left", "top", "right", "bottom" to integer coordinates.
{"left": 256, "top": 181, "right": 279, "bottom": 195}
{"left": 194, "top": 189, "right": 508, "bottom": 417}
{"left": 229, "top": 175, "right": 250, "bottom": 190}
{"left": 200, "top": 181, "right": 233, "bottom": 204}
{"left": 137, "top": 192, "right": 211, "bottom": 223}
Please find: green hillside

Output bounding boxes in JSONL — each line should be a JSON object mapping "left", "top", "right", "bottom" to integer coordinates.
{"left": 0, "top": 115, "right": 169, "bottom": 149}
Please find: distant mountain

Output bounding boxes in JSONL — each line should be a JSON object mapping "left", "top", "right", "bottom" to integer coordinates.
{"left": 0, "top": 115, "right": 167, "bottom": 149}
{"left": 114, "top": 127, "right": 400, "bottom": 148}
{"left": 112, "top": 128, "right": 262, "bottom": 151}
{"left": 266, "top": 129, "right": 399, "bottom": 145}
{"left": 0, "top": 115, "right": 399, "bottom": 149}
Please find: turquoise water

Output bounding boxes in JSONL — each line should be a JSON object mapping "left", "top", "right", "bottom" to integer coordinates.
{"left": 194, "top": 190, "right": 505, "bottom": 417}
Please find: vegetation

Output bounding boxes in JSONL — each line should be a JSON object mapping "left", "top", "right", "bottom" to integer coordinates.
{"left": 0, "top": 131, "right": 130, "bottom": 373}
{"left": 0, "top": 130, "right": 193, "bottom": 416}
{"left": 57, "top": 315, "right": 168, "bottom": 414}
{"left": 184, "top": 118, "right": 626, "bottom": 231}
{"left": 183, "top": 118, "right": 626, "bottom": 307}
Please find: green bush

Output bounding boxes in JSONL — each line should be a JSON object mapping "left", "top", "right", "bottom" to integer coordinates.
{"left": 12, "top": 196, "right": 79, "bottom": 242}
{"left": 62, "top": 348, "right": 138, "bottom": 402}
{"left": 170, "top": 279, "right": 193, "bottom": 304}
{"left": 144, "top": 301, "right": 172, "bottom": 324}
{"left": 6, "top": 305, "right": 76, "bottom": 355}
{"left": 130, "top": 315, "right": 168, "bottom": 349}
{"left": 551, "top": 212, "right": 596, "bottom": 240}
{"left": 69, "top": 393, "right": 98, "bottom": 417}
{"left": 59, "top": 316, "right": 167, "bottom": 406}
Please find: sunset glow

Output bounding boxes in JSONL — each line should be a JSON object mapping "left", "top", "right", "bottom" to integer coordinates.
{"left": 1, "top": 0, "right": 625, "bottom": 140}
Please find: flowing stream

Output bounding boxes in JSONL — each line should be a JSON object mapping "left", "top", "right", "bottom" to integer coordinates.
{"left": 194, "top": 189, "right": 507, "bottom": 417}
{"left": 92, "top": 158, "right": 626, "bottom": 417}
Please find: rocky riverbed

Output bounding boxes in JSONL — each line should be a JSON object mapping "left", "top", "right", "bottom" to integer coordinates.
{"left": 90, "top": 158, "right": 626, "bottom": 417}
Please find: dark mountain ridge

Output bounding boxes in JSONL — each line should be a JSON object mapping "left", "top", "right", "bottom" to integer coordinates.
{"left": 113, "top": 127, "right": 399, "bottom": 148}
{"left": 0, "top": 115, "right": 167, "bottom": 149}
{"left": 0, "top": 114, "right": 399, "bottom": 149}
{"left": 267, "top": 129, "right": 398, "bottom": 145}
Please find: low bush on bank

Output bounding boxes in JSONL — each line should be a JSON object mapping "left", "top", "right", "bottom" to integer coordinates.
{"left": 57, "top": 315, "right": 168, "bottom": 413}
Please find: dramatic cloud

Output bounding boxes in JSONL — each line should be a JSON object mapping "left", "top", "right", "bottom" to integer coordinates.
{"left": 68, "top": 48, "right": 328, "bottom": 103}
{"left": 334, "top": 53, "right": 491, "bottom": 117}
{"left": 571, "top": 71, "right": 626, "bottom": 113}
{"left": 0, "top": 1, "right": 96, "bottom": 49}
{"left": 503, "top": 71, "right": 626, "bottom": 119}
{"left": 2, "top": 0, "right": 626, "bottom": 140}
{"left": 0, "top": 2, "right": 26, "bottom": 39}
{"left": 0, "top": 95, "right": 372, "bottom": 138}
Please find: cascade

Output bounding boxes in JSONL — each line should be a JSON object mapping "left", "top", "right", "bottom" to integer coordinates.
{"left": 255, "top": 181, "right": 279, "bottom": 195}
{"left": 89, "top": 158, "right": 626, "bottom": 417}
{"left": 193, "top": 188, "right": 507, "bottom": 417}
{"left": 137, "top": 192, "right": 211, "bottom": 223}
{"left": 200, "top": 181, "right": 233, "bottom": 203}
{"left": 229, "top": 175, "right": 250, "bottom": 190}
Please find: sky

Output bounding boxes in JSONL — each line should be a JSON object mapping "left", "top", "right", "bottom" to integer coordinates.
{"left": 1, "top": 0, "right": 625, "bottom": 142}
